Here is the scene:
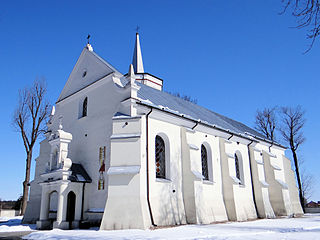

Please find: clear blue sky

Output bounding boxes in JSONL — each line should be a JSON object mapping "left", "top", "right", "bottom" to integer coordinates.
{"left": 0, "top": 1, "right": 319, "bottom": 201}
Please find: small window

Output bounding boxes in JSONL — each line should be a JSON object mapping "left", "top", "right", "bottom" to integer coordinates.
{"left": 82, "top": 70, "right": 87, "bottom": 78}
{"left": 82, "top": 97, "right": 88, "bottom": 117}
{"left": 201, "top": 144, "right": 209, "bottom": 180}
{"left": 155, "top": 135, "right": 166, "bottom": 179}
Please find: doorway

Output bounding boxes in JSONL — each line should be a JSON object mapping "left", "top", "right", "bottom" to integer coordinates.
{"left": 66, "top": 191, "right": 76, "bottom": 229}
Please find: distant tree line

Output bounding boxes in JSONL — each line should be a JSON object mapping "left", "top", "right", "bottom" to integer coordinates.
{"left": 166, "top": 91, "right": 198, "bottom": 104}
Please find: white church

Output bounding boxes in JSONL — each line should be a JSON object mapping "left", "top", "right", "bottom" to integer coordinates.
{"left": 23, "top": 33, "right": 303, "bottom": 230}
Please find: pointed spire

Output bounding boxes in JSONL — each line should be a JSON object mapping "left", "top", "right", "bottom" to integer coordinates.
{"left": 132, "top": 32, "right": 144, "bottom": 73}
{"left": 128, "top": 64, "right": 135, "bottom": 79}
{"left": 126, "top": 64, "right": 137, "bottom": 86}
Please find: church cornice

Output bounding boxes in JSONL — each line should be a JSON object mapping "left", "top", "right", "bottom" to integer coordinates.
{"left": 136, "top": 100, "right": 285, "bottom": 149}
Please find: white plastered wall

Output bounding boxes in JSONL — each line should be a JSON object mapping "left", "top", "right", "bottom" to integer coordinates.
{"left": 282, "top": 155, "right": 303, "bottom": 215}
{"left": 263, "top": 145, "right": 293, "bottom": 216}
{"left": 182, "top": 127, "right": 228, "bottom": 224}
{"left": 147, "top": 118, "right": 187, "bottom": 226}
{"left": 101, "top": 115, "right": 152, "bottom": 230}
{"left": 220, "top": 138, "right": 257, "bottom": 221}
{"left": 49, "top": 74, "right": 127, "bottom": 223}
{"left": 249, "top": 143, "right": 275, "bottom": 218}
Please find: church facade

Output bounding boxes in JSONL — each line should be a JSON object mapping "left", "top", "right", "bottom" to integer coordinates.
{"left": 23, "top": 33, "right": 303, "bottom": 230}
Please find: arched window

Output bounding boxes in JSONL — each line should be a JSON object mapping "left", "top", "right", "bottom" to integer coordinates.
{"left": 234, "top": 152, "right": 244, "bottom": 184}
{"left": 235, "top": 153, "right": 241, "bottom": 180}
{"left": 82, "top": 97, "right": 88, "bottom": 117}
{"left": 201, "top": 144, "right": 209, "bottom": 180}
{"left": 155, "top": 135, "right": 166, "bottom": 179}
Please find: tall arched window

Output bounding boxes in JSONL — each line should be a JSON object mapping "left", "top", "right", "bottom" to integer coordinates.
{"left": 234, "top": 152, "right": 244, "bottom": 184}
{"left": 82, "top": 97, "right": 88, "bottom": 117}
{"left": 155, "top": 135, "right": 166, "bottom": 179}
{"left": 201, "top": 144, "right": 209, "bottom": 180}
{"left": 235, "top": 153, "right": 241, "bottom": 181}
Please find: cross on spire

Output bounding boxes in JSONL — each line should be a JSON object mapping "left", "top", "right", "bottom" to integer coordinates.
{"left": 87, "top": 34, "right": 91, "bottom": 44}
{"left": 135, "top": 26, "right": 140, "bottom": 33}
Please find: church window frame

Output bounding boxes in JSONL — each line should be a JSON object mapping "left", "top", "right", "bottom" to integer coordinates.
{"left": 201, "top": 142, "right": 214, "bottom": 182}
{"left": 201, "top": 144, "right": 209, "bottom": 180}
{"left": 79, "top": 96, "right": 88, "bottom": 119}
{"left": 155, "top": 134, "right": 170, "bottom": 180}
{"left": 234, "top": 151, "right": 244, "bottom": 185}
{"left": 82, "top": 97, "right": 88, "bottom": 117}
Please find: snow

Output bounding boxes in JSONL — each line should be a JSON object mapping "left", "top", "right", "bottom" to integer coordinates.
{"left": 0, "top": 216, "right": 36, "bottom": 233}
{"left": 1, "top": 214, "right": 320, "bottom": 240}
{"left": 107, "top": 166, "right": 140, "bottom": 175}
{"left": 87, "top": 208, "right": 104, "bottom": 213}
{"left": 110, "top": 133, "right": 141, "bottom": 139}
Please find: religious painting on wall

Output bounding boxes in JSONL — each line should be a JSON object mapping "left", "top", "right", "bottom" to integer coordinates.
{"left": 98, "top": 146, "right": 106, "bottom": 190}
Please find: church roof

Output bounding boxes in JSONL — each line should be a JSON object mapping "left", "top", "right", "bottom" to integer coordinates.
{"left": 137, "top": 83, "right": 266, "bottom": 140}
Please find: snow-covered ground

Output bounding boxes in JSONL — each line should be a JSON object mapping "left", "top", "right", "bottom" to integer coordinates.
{"left": 0, "top": 216, "right": 36, "bottom": 232}
{"left": 1, "top": 214, "right": 320, "bottom": 239}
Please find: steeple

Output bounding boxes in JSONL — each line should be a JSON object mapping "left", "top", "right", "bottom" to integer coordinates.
{"left": 129, "top": 32, "right": 163, "bottom": 91}
{"left": 132, "top": 32, "right": 144, "bottom": 73}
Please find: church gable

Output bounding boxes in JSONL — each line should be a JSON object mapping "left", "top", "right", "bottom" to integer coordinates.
{"left": 57, "top": 45, "right": 121, "bottom": 102}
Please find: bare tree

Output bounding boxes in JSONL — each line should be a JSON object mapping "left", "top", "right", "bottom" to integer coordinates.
{"left": 281, "top": 0, "right": 320, "bottom": 52}
{"left": 279, "top": 105, "right": 306, "bottom": 210}
{"left": 12, "top": 79, "right": 50, "bottom": 215}
{"left": 254, "top": 107, "right": 277, "bottom": 142}
{"left": 301, "top": 170, "right": 314, "bottom": 204}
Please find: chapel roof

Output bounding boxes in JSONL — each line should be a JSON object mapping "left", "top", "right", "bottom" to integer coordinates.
{"left": 69, "top": 163, "right": 92, "bottom": 183}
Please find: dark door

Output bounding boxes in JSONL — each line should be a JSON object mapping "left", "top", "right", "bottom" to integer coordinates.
{"left": 66, "top": 191, "right": 76, "bottom": 229}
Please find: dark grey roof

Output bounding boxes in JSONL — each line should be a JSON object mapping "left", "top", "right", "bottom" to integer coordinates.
{"left": 69, "top": 163, "right": 92, "bottom": 183}
{"left": 137, "top": 83, "right": 265, "bottom": 139}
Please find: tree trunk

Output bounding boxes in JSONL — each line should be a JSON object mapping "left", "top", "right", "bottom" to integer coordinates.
{"left": 21, "top": 150, "right": 32, "bottom": 215}
{"left": 291, "top": 149, "right": 305, "bottom": 212}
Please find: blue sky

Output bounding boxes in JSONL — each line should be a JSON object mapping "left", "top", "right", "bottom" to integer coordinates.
{"left": 0, "top": 0, "right": 319, "bottom": 201}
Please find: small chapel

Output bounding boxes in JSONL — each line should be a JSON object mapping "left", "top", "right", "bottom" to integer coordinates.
{"left": 23, "top": 32, "right": 303, "bottom": 230}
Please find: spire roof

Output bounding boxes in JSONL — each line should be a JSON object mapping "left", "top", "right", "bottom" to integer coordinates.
{"left": 132, "top": 33, "right": 144, "bottom": 73}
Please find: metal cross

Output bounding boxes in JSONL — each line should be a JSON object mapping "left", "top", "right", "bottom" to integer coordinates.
{"left": 87, "top": 34, "right": 91, "bottom": 44}
{"left": 135, "top": 26, "right": 140, "bottom": 33}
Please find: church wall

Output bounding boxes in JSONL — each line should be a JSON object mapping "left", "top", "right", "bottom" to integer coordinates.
{"left": 282, "top": 155, "right": 304, "bottom": 215}
{"left": 185, "top": 129, "right": 228, "bottom": 224}
{"left": 248, "top": 143, "right": 275, "bottom": 218}
{"left": 43, "top": 74, "right": 127, "bottom": 223}
{"left": 101, "top": 115, "right": 152, "bottom": 229}
{"left": 221, "top": 139, "right": 257, "bottom": 221}
{"left": 147, "top": 118, "right": 187, "bottom": 226}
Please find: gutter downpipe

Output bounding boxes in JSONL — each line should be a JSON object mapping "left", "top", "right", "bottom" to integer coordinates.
{"left": 192, "top": 120, "right": 200, "bottom": 130}
{"left": 247, "top": 140, "right": 259, "bottom": 218}
{"left": 146, "top": 107, "right": 156, "bottom": 227}
{"left": 268, "top": 142, "right": 274, "bottom": 152}
{"left": 227, "top": 133, "right": 234, "bottom": 140}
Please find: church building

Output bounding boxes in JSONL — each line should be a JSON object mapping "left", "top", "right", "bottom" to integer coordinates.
{"left": 23, "top": 32, "right": 303, "bottom": 230}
